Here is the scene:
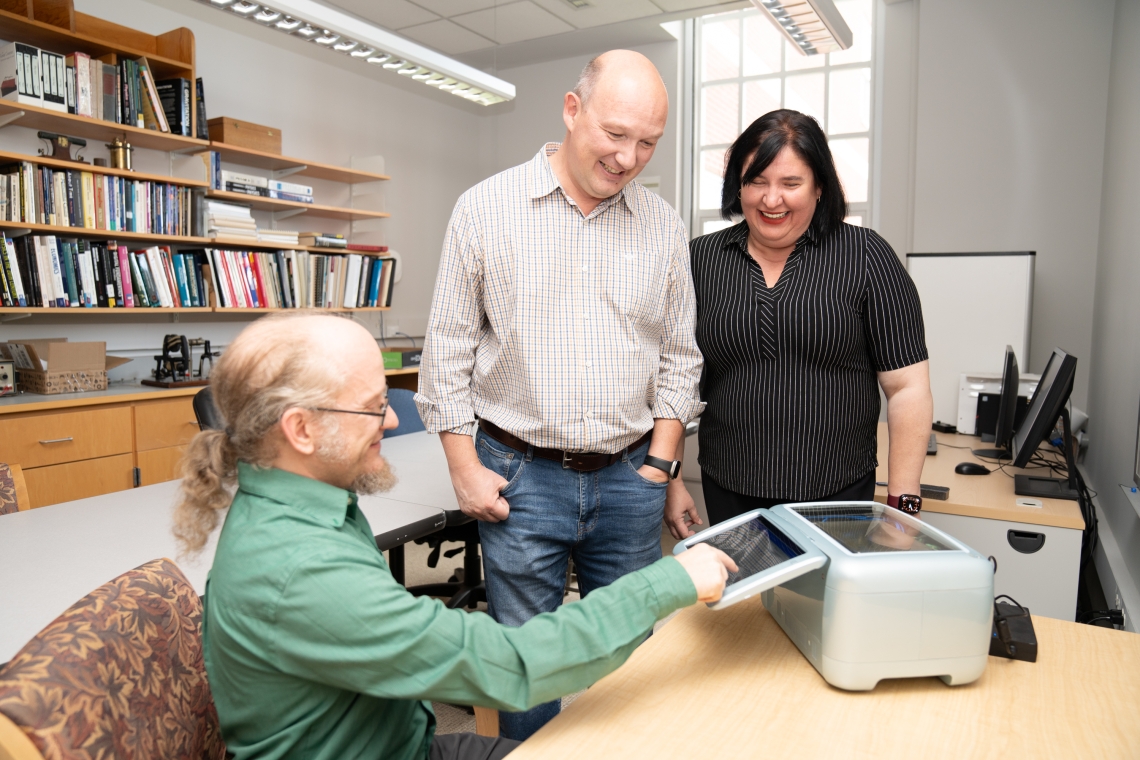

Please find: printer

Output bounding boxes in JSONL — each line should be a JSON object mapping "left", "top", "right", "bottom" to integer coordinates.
{"left": 675, "top": 501, "right": 994, "bottom": 691}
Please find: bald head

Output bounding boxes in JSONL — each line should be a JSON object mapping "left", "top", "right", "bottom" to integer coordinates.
{"left": 574, "top": 50, "right": 668, "bottom": 113}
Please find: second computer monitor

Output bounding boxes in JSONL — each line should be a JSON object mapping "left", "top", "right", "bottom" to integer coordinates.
{"left": 1010, "top": 348, "right": 1078, "bottom": 470}
{"left": 993, "top": 346, "right": 1020, "bottom": 451}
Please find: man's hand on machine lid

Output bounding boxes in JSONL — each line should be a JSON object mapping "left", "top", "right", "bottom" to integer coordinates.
{"left": 675, "top": 544, "right": 738, "bottom": 603}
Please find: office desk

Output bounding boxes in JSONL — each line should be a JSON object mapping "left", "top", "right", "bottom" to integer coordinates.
{"left": 0, "top": 469, "right": 446, "bottom": 664}
{"left": 509, "top": 599, "right": 1140, "bottom": 759}
{"left": 873, "top": 423, "right": 1084, "bottom": 620}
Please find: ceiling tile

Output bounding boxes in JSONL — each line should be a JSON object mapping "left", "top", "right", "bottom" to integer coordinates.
{"left": 651, "top": 0, "right": 742, "bottom": 12}
{"left": 531, "top": 0, "right": 663, "bottom": 30}
{"left": 400, "top": 19, "right": 497, "bottom": 54}
{"left": 324, "top": 0, "right": 440, "bottom": 30}
{"left": 410, "top": 0, "right": 503, "bottom": 17}
{"left": 452, "top": 1, "right": 575, "bottom": 44}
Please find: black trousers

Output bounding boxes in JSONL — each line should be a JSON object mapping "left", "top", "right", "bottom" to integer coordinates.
{"left": 701, "top": 470, "right": 877, "bottom": 526}
{"left": 430, "top": 733, "right": 521, "bottom": 760}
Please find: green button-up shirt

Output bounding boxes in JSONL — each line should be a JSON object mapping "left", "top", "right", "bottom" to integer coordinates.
{"left": 202, "top": 463, "right": 697, "bottom": 760}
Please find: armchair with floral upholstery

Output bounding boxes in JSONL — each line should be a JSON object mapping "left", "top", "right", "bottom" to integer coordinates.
{"left": 0, "top": 558, "right": 227, "bottom": 760}
{"left": 0, "top": 464, "right": 29, "bottom": 516}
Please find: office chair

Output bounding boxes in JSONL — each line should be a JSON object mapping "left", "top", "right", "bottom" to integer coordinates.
{"left": 0, "top": 463, "right": 29, "bottom": 515}
{"left": 385, "top": 388, "right": 425, "bottom": 438}
{"left": 382, "top": 390, "right": 487, "bottom": 609}
{"left": 193, "top": 386, "right": 224, "bottom": 431}
{"left": 0, "top": 558, "right": 227, "bottom": 760}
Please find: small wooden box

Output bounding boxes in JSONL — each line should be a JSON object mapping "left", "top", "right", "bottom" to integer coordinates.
{"left": 208, "top": 117, "right": 282, "bottom": 154}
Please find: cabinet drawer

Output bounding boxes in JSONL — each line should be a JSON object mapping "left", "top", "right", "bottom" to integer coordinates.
{"left": 23, "top": 453, "right": 136, "bottom": 508}
{"left": 135, "top": 398, "right": 201, "bottom": 451}
{"left": 138, "top": 445, "right": 187, "bottom": 486}
{"left": 0, "top": 407, "right": 133, "bottom": 468}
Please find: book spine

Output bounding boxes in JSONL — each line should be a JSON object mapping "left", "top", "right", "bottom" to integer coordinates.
{"left": 0, "top": 242, "right": 12, "bottom": 306}
{"left": 248, "top": 252, "right": 267, "bottom": 308}
{"left": 60, "top": 240, "right": 79, "bottom": 306}
{"left": 127, "top": 252, "right": 149, "bottom": 307}
{"left": 0, "top": 235, "right": 26, "bottom": 306}
{"left": 32, "top": 237, "right": 53, "bottom": 307}
{"left": 77, "top": 241, "right": 95, "bottom": 307}
{"left": 173, "top": 251, "right": 191, "bottom": 306}
{"left": 114, "top": 245, "right": 131, "bottom": 307}
{"left": 45, "top": 237, "right": 67, "bottom": 307}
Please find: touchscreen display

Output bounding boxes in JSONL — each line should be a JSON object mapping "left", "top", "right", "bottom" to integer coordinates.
{"left": 698, "top": 515, "right": 804, "bottom": 585}
{"left": 791, "top": 505, "right": 953, "bottom": 553}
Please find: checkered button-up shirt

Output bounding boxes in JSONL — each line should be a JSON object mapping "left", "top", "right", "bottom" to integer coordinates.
{"left": 416, "top": 143, "right": 704, "bottom": 454}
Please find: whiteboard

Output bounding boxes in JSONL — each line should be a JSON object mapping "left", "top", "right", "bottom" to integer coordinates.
{"left": 906, "top": 252, "right": 1034, "bottom": 427}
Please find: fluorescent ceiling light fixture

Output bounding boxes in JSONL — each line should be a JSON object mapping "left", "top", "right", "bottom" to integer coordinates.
{"left": 193, "top": 0, "right": 515, "bottom": 105}
{"left": 750, "top": 0, "right": 852, "bottom": 56}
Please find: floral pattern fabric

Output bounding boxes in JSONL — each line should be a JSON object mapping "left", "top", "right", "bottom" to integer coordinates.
{"left": 0, "top": 558, "right": 227, "bottom": 760}
{"left": 0, "top": 464, "right": 18, "bottom": 516}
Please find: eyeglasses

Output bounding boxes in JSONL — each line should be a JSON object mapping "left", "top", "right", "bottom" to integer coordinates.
{"left": 312, "top": 396, "right": 389, "bottom": 424}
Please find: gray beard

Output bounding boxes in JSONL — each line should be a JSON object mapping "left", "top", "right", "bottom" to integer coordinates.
{"left": 315, "top": 429, "right": 398, "bottom": 495}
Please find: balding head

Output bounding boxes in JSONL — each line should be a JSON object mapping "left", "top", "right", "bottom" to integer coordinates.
{"left": 552, "top": 50, "right": 669, "bottom": 214}
{"left": 573, "top": 50, "right": 668, "bottom": 112}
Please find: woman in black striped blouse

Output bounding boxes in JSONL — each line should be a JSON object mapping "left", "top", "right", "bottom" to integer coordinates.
{"left": 665, "top": 110, "right": 933, "bottom": 536}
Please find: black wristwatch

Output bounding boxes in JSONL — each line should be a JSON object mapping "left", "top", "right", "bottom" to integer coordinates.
{"left": 643, "top": 455, "right": 682, "bottom": 480}
{"left": 888, "top": 493, "right": 922, "bottom": 515}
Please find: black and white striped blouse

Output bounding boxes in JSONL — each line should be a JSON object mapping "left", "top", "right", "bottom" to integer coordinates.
{"left": 690, "top": 221, "right": 927, "bottom": 500}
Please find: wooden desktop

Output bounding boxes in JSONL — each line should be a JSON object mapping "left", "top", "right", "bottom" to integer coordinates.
{"left": 507, "top": 594, "right": 1140, "bottom": 759}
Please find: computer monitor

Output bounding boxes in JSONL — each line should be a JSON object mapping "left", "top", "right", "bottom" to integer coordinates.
{"left": 1011, "top": 348, "right": 1079, "bottom": 500}
{"left": 973, "top": 345, "right": 1018, "bottom": 460}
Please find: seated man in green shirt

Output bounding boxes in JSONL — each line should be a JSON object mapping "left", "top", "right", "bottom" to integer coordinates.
{"left": 174, "top": 313, "right": 735, "bottom": 760}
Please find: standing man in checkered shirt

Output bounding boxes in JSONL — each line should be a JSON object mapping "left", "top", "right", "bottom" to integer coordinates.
{"left": 415, "top": 50, "right": 704, "bottom": 741}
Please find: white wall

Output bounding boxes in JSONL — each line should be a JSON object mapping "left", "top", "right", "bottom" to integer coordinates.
{"left": 904, "top": 0, "right": 1115, "bottom": 409}
{"left": 1086, "top": 0, "right": 1140, "bottom": 629}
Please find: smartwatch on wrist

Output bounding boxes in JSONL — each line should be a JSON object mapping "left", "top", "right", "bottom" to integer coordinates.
{"left": 643, "top": 454, "right": 682, "bottom": 480}
{"left": 887, "top": 493, "right": 922, "bottom": 515}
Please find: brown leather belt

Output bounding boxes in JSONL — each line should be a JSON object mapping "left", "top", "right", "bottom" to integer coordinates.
{"left": 479, "top": 419, "right": 652, "bottom": 473}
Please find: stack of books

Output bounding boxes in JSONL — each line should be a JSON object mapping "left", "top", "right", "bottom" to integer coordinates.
{"left": 218, "top": 171, "right": 314, "bottom": 204}
{"left": 299, "top": 231, "right": 346, "bottom": 249}
{"left": 257, "top": 229, "right": 299, "bottom": 246}
{"left": 0, "top": 41, "right": 188, "bottom": 133}
{"left": 0, "top": 161, "right": 193, "bottom": 236}
{"left": 205, "top": 200, "right": 257, "bottom": 242}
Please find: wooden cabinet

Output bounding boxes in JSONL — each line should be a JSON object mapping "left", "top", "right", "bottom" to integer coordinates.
{"left": 0, "top": 388, "right": 200, "bottom": 508}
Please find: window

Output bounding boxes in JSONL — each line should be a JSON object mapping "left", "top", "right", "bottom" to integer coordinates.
{"left": 688, "top": 0, "right": 874, "bottom": 237}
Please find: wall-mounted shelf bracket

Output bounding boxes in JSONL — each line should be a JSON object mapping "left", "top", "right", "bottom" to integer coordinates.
{"left": 0, "top": 312, "right": 31, "bottom": 323}
{"left": 272, "top": 165, "right": 307, "bottom": 180}
{"left": 0, "top": 111, "right": 25, "bottom": 129}
{"left": 272, "top": 209, "right": 307, "bottom": 222}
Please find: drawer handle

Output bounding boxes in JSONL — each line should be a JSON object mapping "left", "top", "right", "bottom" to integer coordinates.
{"left": 1007, "top": 530, "right": 1046, "bottom": 554}
{"left": 38, "top": 437, "right": 74, "bottom": 444}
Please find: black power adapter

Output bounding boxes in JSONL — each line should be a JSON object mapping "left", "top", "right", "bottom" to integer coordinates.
{"left": 990, "top": 596, "right": 1038, "bottom": 662}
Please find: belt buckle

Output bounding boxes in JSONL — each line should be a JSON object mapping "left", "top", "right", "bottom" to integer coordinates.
{"left": 562, "top": 450, "right": 574, "bottom": 470}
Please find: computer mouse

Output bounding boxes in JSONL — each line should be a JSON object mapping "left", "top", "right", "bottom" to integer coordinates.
{"left": 955, "top": 462, "right": 991, "bottom": 476}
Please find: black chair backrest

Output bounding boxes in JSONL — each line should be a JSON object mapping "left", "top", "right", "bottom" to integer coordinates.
{"left": 386, "top": 388, "right": 425, "bottom": 437}
{"left": 193, "top": 387, "right": 224, "bottom": 432}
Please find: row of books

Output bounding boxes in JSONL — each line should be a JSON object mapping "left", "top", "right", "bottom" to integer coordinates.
{"left": 0, "top": 233, "right": 396, "bottom": 309}
{"left": 297, "top": 231, "right": 388, "bottom": 253}
{"left": 0, "top": 162, "right": 193, "bottom": 236}
{"left": 208, "top": 249, "right": 396, "bottom": 309}
{"left": 0, "top": 234, "right": 204, "bottom": 309}
{"left": 207, "top": 167, "right": 314, "bottom": 204}
{"left": 0, "top": 41, "right": 200, "bottom": 136}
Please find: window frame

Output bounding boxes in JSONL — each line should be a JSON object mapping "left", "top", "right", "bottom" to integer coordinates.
{"left": 683, "top": 3, "right": 876, "bottom": 239}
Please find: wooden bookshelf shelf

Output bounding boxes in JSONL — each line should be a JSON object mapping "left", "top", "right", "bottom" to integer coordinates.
{"left": 205, "top": 191, "right": 390, "bottom": 222}
{"left": 0, "top": 9, "right": 194, "bottom": 76}
{"left": 0, "top": 220, "right": 211, "bottom": 245}
{"left": 0, "top": 149, "right": 208, "bottom": 187}
{"left": 0, "top": 306, "right": 390, "bottom": 314}
{"left": 208, "top": 143, "right": 390, "bottom": 184}
{"left": 0, "top": 100, "right": 209, "bottom": 153}
{"left": 203, "top": 237, "right": 390, "bottom": 255}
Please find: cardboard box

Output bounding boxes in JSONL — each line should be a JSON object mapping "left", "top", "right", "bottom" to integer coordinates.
{"left": 208, "top": 116, "right": 282, "bottom": 154}
{"left": 1, "top": 339, "right": 131, "bottom": 395}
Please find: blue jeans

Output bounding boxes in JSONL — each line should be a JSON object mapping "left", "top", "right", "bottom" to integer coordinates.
{"left": 474, "top": 428, "right": 667, "bottom": 741}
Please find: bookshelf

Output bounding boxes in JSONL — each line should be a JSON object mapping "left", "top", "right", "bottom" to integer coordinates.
{"left": 0, "top": 1, "right": 394, "bottom": 319}
{"left": 208, "top": 142, "right": 390, "bottom": 184}
{"left": 205, "top": 190, "right": 390, "bottom": 222}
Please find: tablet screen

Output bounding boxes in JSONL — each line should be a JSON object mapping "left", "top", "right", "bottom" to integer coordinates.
{"left": 698, "top": 515, "right": 805, "bottom": 585}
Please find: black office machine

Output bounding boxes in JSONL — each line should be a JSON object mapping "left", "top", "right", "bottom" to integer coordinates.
{"left": 141, "top": 335, "right": 216, "bottom": 388}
